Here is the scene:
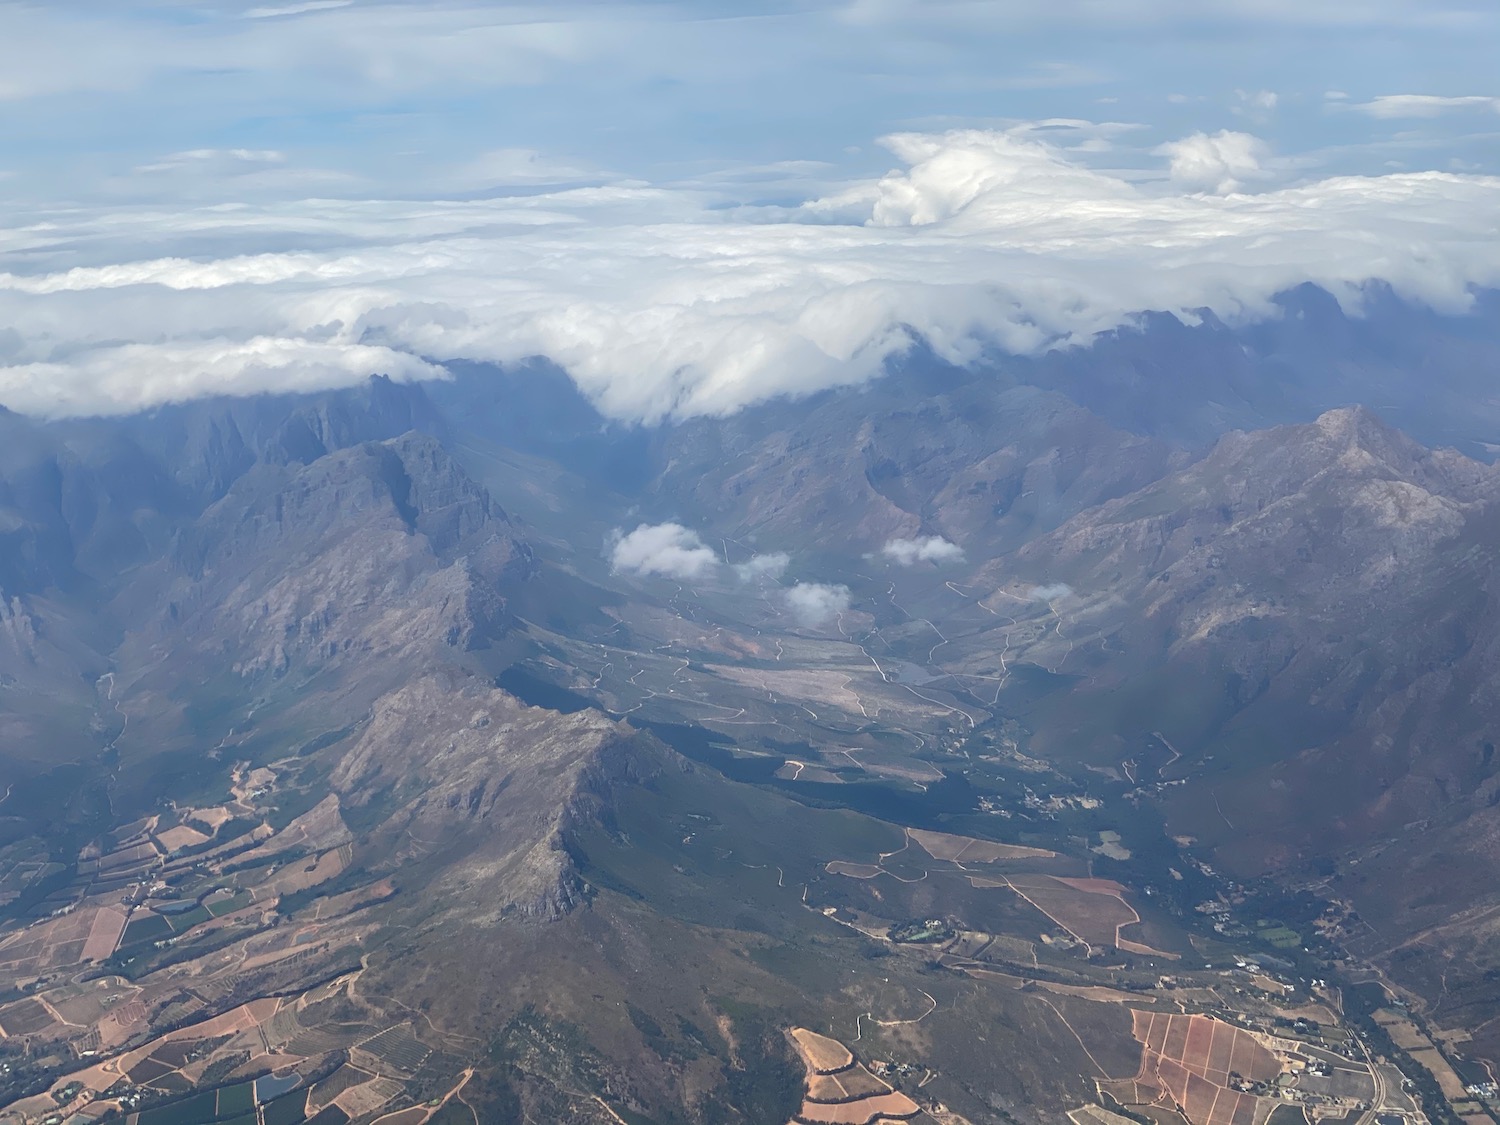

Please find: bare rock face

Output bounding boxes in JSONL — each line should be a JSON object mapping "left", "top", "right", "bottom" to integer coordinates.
{"left": 1008, "top": 406, "right": 1500, "bottom": 690}
{"left": 332, "top": 674, "right": 645, "bottom": 923}
{"left": 114, "top": 432, "right": 531, "bottom": 698}
{"left": 653, "top": 382, "right": 1178, "bottom": 558}
{"left": 981, "top": 408, "right": 1500, "bottom": 888}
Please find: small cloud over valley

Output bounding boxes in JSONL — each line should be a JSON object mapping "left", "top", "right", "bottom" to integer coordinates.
{"left": 783, "top": 582, "right": 851, "bottom": 626}
{"left": 609, "top": 522, "right": 718, "bottom": 581}
{"left": 734, "top": 552, "right": 791, "bottom": 582}
{"left": 881, "top": 535, "right": 965, "bottom": 566}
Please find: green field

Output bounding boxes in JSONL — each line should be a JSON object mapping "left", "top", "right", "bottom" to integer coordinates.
{"left": 1255, "top": 920, "right": 1302, "bottom": 949}
{"left": 207, "top": 892, "right": 252, "bottom": 917}
{"left": 262, "top": 1090, "right": 310, "bottom": 1125}
{"left": 167, "top": 905, "right": 214, "bottom": 932}
{"left": 215, "top": 1083, "right": 255, "bottom": 1117}
{"left": 137, "top": 1090, "right": 218, "bottom": 1125}
{"left": 121, "top": 913, "right": 174, "bottom": 946}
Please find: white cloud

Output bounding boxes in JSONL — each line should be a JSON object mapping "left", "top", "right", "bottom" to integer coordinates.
{"left": 1349, "top": 94, "right": 1500, "bottom": 118}
{"left": 133, "top": 149, "right": 289, "bottom": 176}
{"left": 733, "top": 552, "right": 791, "bottom": 582}
{"left": 1, "top": 128, "right": 1499, "bottom": 420}
{"left": 783, "top": 582, "right": 851, "bottom": 626}
{"left": 609, "top": 522, "right": 719, "bottom": 581}
{"left": 244, "top": 1, "right": 356, "bottom": 18}
{"left": 448, "top": 148, "right": 601, "bottom": 190}
{"left": 1028, "top": 583, "right": 1074, "bottom": 601}
{"left": 881, "top": 536, "right": 965, "bottom": 566}
{"left": 0, "top": 338, "right": 441, "bottom": 418}
{"left": 1154, "top": 130, "right": 1272, "bottom": 194}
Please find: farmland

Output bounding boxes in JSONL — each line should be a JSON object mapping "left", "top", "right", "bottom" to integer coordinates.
{"left": 785, "top": 1028, "right": 919, "bottom": 1125}
{"left": 1111, "top": 1012, "right": 1279, "bottom": 1125}
{"left": 0, "top": 753, "right": 459, "bottom": 1125}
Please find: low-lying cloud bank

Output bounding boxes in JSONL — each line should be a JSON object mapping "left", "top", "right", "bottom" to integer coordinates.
{"left": 3, "top": 127, "right": 1499, "bottom": 420}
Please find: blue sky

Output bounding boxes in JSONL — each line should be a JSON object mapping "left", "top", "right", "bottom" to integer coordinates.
{"left": 3, "top": 0, "right": 1498, "bottom": 201}
{"left": 1, "top": 1, "right": 1498, "bottom": 419}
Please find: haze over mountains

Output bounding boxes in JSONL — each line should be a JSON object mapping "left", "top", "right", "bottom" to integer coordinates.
{"left": 2, "top": 287, "right": 1500, "bottom": 1124}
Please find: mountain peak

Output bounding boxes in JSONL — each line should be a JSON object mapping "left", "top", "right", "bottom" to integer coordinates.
{"left": 1313, "top": 403, "right": 1393, "bottom": 443}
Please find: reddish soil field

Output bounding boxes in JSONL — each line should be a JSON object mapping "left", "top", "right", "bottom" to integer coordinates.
{"left": 795, "top": 1090, "right": 920, "bottom": 1123}
{"left": 81, "top": 906, "right": 129, "bottom": 963}
{"left": 1128, "top": 1012, "right": 1278, "bottom": 1125}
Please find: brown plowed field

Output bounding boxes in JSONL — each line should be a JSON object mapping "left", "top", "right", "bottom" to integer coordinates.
{"left": 966, "top": 874, "right": 1182, "bottom": 959}
{"left": 795, "top": 1090, "right": 919, "bottom": 1123}
{"left": 1128, "top": 1012, "right": 1278, "bottom": 1125}
{"left": 806, "top": 1066, "right": 891, "bottom": 1102}
{"left": 81, "top": 906, "right": 129, "bottom": 963}
{"left": 907, "top": 828, "right": 1054, "bottom": 862}
{"left": 790, "top": 1028, "right": 853, "bottom": 1074}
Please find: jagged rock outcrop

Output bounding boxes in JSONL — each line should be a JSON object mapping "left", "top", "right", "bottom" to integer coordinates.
{"left": 332, "top": 674, "right": 648, "bottom": 922}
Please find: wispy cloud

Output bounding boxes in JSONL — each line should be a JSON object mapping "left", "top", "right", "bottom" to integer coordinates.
{"left": 783, "top": 582, "right": 851, "bottom": 626}
{"left": 133, "top": 149, "right": 289, "bottom": 175}
{"left": 1028, "top": 583, "right": 1074, "bottom": 601}
{"left": 734, "top": 553, "right": 791, "bottom": 582}
{"left": 1348, "top": 94, "right": 1500, "bottom": 118}
{"left": 243, "top": 1, "right": 357, "bottom": 18}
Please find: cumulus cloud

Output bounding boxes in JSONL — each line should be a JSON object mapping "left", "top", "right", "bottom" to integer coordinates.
{"left": 1154, "top": 130, "right": 1271, "bottom": 194}
{"left": 1028, "top": 583, "right": 1074, "bottom": 602}
{"left": 2, "top": 127, "right": 1500, "bottom": 420}
{"left": 734, "top": 552, "right": 791, "bottom": 582}
{"left": 881, "top": 536, "right": 965, "bottom": 566}
{"left": 608, "top": 522, "right": 718, "bottom": 581}
{"left": 783, "top": 582, "right": 852, "bottom": 626}
{"left": 1349, "top": 94, "right": 1500, "bottom": 118}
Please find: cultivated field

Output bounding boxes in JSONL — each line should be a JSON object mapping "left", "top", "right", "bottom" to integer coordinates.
{"left": 795, "top": 1091, "right": 921, "bottom": 1123}
{"left": 80, "top": 905, "right": 129, "bottom": 963}
{"left": 785, "top": 1027, "right": 920, "bottom": 1125}
{"left": 970, "top": 874, "right": 1176, "bottom": 958}
{"left": 790, "top": 1028, "right": 854, "bottom": 1074}
{"left": 907, "top": 828, "right": 1055, "bottom": 863}
{"left": 1119, "top": 1012, "right": 1280, "bottom": 1125}
{"left": 1373, "top": 1010, "right": 1470, "bottom": 1102}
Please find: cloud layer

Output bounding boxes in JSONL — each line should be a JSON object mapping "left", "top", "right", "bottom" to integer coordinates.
{"left": 2, "top": 127, "right": 1500, "bottom": 420}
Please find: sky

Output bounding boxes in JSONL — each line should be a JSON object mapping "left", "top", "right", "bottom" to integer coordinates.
{"left": 1, "top": 0, "right": 1498, "bottom": 419}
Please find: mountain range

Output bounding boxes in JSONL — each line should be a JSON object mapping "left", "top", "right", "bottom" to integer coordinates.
{"left": 2, "top": 289, "right": 1500, "bottom": 1125}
